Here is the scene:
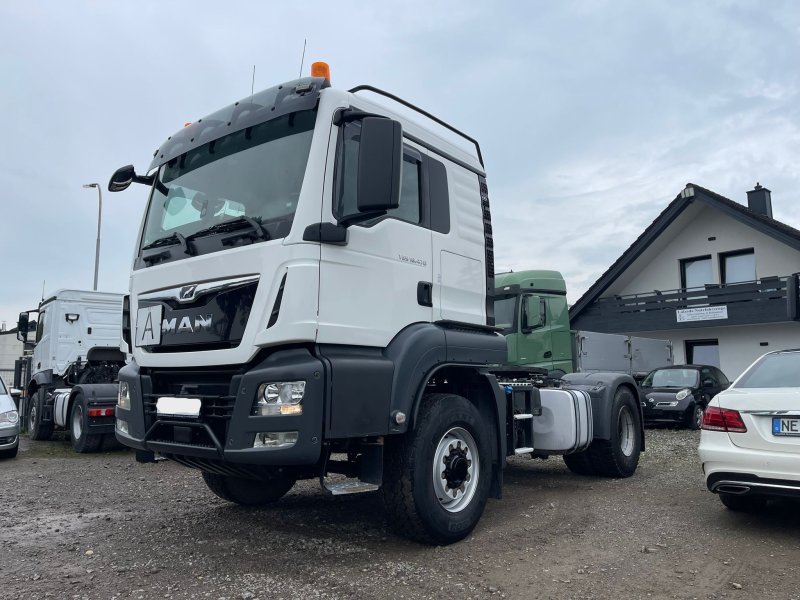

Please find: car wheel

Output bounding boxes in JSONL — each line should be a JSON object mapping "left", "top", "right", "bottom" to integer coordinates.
{"left": 719, "top": 492, "right": 767, "bottom": 512}
{"left": 382, "top": 393, "right": 492, "bottom": 545}
{"left": 686, "top": 404, "right": 704, "bottom": 430}
{"left": 28, "top": 389, "right": 54, "bottom": 441}
{"left": 202, "top": 470, "right": 296, "bottom": 505}
{"left": 70, "top": 394, "right": 103, "bottom": 453}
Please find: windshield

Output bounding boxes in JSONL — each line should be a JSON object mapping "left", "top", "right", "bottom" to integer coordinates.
{"left": 494, "top": 295, "right": 518, "bottom": 331}
{"left": 139, "top": 109, "right": 316, "bottom": 252}
{"left": 0, "top": 376, "right": 7, "bottom": 395}
{"left": 642, "top": 368, "right": 699, "bottom": 388}
{"left": 734, "top": 352, "right": 800, "bottom": 388}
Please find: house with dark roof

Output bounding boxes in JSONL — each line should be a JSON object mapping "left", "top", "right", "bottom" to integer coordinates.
{"left": 570, "top": 183, "right": 800, "bottom": 378}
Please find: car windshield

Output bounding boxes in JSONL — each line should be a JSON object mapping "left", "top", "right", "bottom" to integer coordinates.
{"left": 734, "top": 351, "right": 800, "bottom": 388}
{"left": 642, "top": 368, "right": 699, "bottom": 388}
{"left": 494, "top": 295, "right": 517, "bottom": 331}
{"left": 140, "top": 109, "right": 316, "bottom": 250}
{"left": 0, "top": 377, "right": 7, "bottom": 395}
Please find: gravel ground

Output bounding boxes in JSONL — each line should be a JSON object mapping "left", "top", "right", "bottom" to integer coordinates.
{"left": 1, "top": 428, "right": 799, "bottom": 600}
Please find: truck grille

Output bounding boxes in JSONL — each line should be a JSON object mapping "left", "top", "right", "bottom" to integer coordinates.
{"left": 141, "top": 367, "right": 242, "bottom": 449}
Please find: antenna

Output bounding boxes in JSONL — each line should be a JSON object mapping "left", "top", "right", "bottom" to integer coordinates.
{"left": 41, "top": 280, "right": 45, "bottom": 302}
{"left": 251, "top": 65, "right": 256, "bottom": 102}
{"left": 298, "top": 38, "right": 307, "bottom": 78}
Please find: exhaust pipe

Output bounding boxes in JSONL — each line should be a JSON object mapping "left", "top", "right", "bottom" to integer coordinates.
{"left": 715, "top": 483, "right": 751, "bottom": 495}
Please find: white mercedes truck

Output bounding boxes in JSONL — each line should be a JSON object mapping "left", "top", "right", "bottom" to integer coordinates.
{"left": 111, "top": 63, "right": 646, "bottom": 544}
{"left": 17, "top": 290, "right": 126, "bottom": 452}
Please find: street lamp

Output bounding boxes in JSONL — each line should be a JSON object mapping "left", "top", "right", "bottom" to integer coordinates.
{"left": 82, "top": 183, "right": 103, "bottom": 291}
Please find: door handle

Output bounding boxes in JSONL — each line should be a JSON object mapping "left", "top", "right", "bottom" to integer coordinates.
{"left": 417, "top": 281, "right": 432, "bottom": 307}
{"left": 543, "top": 351, "right": 552, "bottom": 358}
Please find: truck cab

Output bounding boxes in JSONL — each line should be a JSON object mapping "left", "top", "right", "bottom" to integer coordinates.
{"left": 494, "top": 270, "right": 573, "bottom": 374}
{"left": 17, "top": 290, "right": 125, "bottom": 452}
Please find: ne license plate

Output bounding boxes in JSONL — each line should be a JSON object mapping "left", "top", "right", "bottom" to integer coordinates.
{"left": 156, "top": 397, "right": 201, "bottom": 418}
{"left": 772, "top": 417, "right": 800, "bottom": 436}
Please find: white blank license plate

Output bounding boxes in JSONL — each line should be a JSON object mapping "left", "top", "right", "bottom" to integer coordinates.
{"left": 157, "top": 397, "right": 201, "bottom": 418}
{"left": 772, "top": 417, "right": 800, "bottom": 436}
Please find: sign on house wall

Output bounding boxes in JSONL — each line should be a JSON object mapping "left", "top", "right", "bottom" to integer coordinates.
{"left": 676, "top": 305, "right": 729, "bottom": 323}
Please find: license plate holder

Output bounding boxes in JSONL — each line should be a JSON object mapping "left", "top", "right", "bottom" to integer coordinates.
{"left": 772, "top": 417, "right": 800, "bottom": 436}
{"left": 156, "top": 397, "right": 202, "bottom": 418}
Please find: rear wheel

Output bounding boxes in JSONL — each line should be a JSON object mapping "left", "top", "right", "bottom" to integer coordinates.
{"left": 719, "top": 492, "right": 767, "bottom": 512}
{"left": 686, "top": 404, "right": 704, "bottom": 430}
{"left": 28, "top": 389, "right": 53, "bottom": 441}
{"left": 202, "top": 471, "right": 296, "bottom": 506}
{"left": 70, "top": 394, "right": 103, "bottom": 453}
{"left": 563, "top": 386, "right": 641, "bottom": 478}
{"left": 382, "top": 393, "right": 492, "bottom": 545}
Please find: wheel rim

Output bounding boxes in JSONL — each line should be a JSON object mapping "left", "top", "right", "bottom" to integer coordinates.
{"left": 73, "top": 405, "right": 83, "bottom": 440}
{"left": 432, "top": 427, "right": 479, "bottom": 513}
{"left": 29, "top": 403, "right": 37, "bottom": 432}
{"left": 618, "top": 406, "right": 635, "bottom": 457}
{"left": 694, "top": 406, "right": 704, "bottom": 428}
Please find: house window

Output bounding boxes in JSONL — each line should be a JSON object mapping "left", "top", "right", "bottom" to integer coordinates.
{"left": 680, "top": 255, "right": 713, "bottom": 289}
{"left": 686, "top": 339, "right": 720, "bottom": 367}
{"left": 720, "top": 249, "right": 755, "bottom": 284}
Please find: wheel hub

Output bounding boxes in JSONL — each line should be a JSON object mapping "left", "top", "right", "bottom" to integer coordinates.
{"left": 432, "top": 427, "right": 479, "bottom": 513}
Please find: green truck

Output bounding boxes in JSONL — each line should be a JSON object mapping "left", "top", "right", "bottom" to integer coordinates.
{"left": 494, "top": 270, "right": 673, "bottom": 377}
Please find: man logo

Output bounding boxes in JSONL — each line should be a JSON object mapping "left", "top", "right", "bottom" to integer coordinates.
{"left": 179, "top": 284, "right": 198, "bottom": 302}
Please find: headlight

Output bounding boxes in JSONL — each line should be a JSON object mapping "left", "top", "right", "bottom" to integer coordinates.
{"left": 118, "top": 381, "right": 130, "bottom": 410}
{"left": 253, "top": 381, "right": 306, "bottom": 416}
{"left": 675, "top": 389, "right": 692, "bottom": 401}
{"left": 0, "top": 410, "right": 19, "bottom": 426}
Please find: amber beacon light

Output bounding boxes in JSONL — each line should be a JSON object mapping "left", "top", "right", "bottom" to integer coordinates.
{"left": 310, "top": 61, "right": 331, "bottom": 81}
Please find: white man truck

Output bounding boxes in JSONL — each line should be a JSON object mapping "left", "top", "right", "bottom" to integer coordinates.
{"left": 17, "top": 290, "right": 126, "bottom": 452}
{"left": 111, "top": 64, "right": 648, "bottom": 544}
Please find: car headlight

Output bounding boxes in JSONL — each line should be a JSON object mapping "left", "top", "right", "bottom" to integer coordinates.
{"left": 253, "top": 381, "right": 305, "bottom": 416}
{"left": 118, "top": 381, "right": 131, "bottom": 410}
{"left": 0, "top": 410, "right": 19, "bottom": 426}
{"left": 675, "top": 388, "right": 692, "bottom": 401}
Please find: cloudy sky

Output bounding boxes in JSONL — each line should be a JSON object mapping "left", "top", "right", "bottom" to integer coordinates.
{"left": 1, "top": 1, "right": 799, "bottom": 327}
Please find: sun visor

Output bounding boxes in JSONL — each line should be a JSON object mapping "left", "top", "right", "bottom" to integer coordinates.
{"left": 148, "top": 77, "right": 329, "bottom": 172}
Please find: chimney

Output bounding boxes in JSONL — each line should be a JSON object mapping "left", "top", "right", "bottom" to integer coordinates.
{"left": 746, "top": 182, "right": 773, "bottom": 218}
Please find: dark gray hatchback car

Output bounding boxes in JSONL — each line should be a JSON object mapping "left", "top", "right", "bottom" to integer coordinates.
{"left": 640, "top": 365, "right": 730, "bottom": 429}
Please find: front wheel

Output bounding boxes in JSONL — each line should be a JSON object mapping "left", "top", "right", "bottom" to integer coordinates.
{"left": 28, "top": 389, "right": 54, "bottom": 441}
{"left": 70, "top": 394, "right": 103, "bottom": 453}
{"left": 382, "top": 393, "right": 493, "bottom": 545}
{"left": 563, "top": 386, "right": 641, "bottom": 478}
{"left": 686, "top": 404, "right": 704, "bottom": 430}
{"left": 202, "top": 471, "right": 296, "bottom": 506}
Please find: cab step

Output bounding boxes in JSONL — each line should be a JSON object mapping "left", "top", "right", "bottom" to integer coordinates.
{"left": 322, "top": 479, "right": 381, "bottom": 495}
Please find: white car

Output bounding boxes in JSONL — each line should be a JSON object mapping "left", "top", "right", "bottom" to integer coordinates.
{"left": 0, "top": 376, "right": 20, "bottom": 459}
{"left": 699, "top": 349, "right": 800, "bottom": 511}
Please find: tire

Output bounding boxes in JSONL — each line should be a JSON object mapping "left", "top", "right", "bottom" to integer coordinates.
{"left": 686, "top": 404, "right": 704, "bottom": 430}
{"left": 28, "top": 389, "right": 54, "bottom": 441}
{"left": 202, "top": 470, "right": 296, "bottom": 506}
{"left": 719, "top": 492, "right": 767, "bottom": 512}
{"left": 70, "top": 394, "right": 102, "bottom": 453}
{"left": 382, "top": 393, "right": 493, "bottom": 545}
{"left": 563, "top": 386, "right": 641, "bottom": 478}
{"left": 0, "top": 445, "right": 19, "bottom": 459}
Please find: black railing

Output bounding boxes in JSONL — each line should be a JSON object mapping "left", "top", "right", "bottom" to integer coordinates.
{"left": 573, "top": 277, "right": 790, "bottom": 333}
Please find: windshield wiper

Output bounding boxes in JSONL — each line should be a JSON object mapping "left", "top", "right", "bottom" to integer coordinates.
{"left": 187, "top": 216, "right": 270, "bottom": 245}
{"left": 141, "top": 232, "right": 195, "bottom": 264}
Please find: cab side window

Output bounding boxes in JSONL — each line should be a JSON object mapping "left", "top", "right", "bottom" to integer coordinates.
{"left": 334, "top": 121, "right": 421, "bottom": 225}
{"left": 35, "top": 311, "right": 46, "bottom": 343}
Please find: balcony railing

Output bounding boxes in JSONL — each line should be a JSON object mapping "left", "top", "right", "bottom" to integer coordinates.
{"left": 572, "top": 276, "right": 790, "bottom": 333}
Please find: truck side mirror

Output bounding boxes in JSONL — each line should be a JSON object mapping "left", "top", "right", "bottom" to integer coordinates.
{"left": 356, "top": 117, "right": 402, "bottom": 213}
{"left": 16, "top": 312, "right": 28, "bottom": 342}
{"left": 521, "top": 295, "right": 544, "bottom": 333}
{"left": 109, "top": 165, "right": 136, "bottom": 192}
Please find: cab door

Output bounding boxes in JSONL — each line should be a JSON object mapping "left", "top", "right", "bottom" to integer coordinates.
{"left": 317, "top": 119, "right": 433, "bottom": 348}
